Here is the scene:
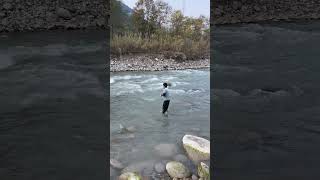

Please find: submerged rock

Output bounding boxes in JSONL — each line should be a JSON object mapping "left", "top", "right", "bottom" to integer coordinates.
{"left": 182, "top": 135, "right": 210, "bottom": 164}
{"left": 165, "top": 161, "right": 191, "bottom": 178}
{"left": 154, "top": 162, "right": 166, "bottom": 173}
{"left": 110, "top": 158, "right": 124, "bottom": 169}
{"left": 173, "top": 154, "right": 189, "bottom": 163}
{"left": 119, "top": 172, "right": 142, "bottom": 180}
{"left": 119, "top": 124, "right": 136, "bottom": 133}
{"left": 192, "top": 174, "right": 199, "bottom": 180}
{"left": 122, "top": 160, "right": 156, "bottom": 176}
{"left": 126, "top": 126, "right": 137, "bottom": 132}
{"left": 153, "top": 143, "right": 178, "bottom": 158}
{"left": 197, "top": 162, "right": 210, "bottom": 180}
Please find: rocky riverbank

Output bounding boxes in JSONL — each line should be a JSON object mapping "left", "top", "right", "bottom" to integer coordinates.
{"left": 0, "top": 0, "right": 107, "bottom": 32}
{"left": 212, "top": 0, "right": 320, "bottom": 24}
{"left": 110, "top": 54, "right": 209, "bottom": 72}
{"left": 110, "top": 127, "right": 210, "bottom": 180}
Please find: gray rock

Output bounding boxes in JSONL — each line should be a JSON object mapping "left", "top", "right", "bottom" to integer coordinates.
{"left": 122, "top": 160, "right": 156, "bottom": 176}
{"left": 1, "top": 18, "right": 8, "bottom": 26}
{"left": 119, "top": 172, "right": 142, "bottom": 180}
{"left": 232, "top": 1, "right": 241, "bottom": 10}
{"left": 110, "top": 158, "right": 124, "bottom": 169}
{"left": 197, "top": 162, "right": 209, "bottom": 179}
{"left": 96, "top": 17, "right": 105, "bottom": 26}
{"left": 173, "top": 154, "right": 189, "bottom": 163}
{"left": 192, "top": 174, "right": 199, "bottom": 180}
{"left": 182, "top": 135, "right": 210, "bottom": 164}
{"left": 254, "top": 5, "right": 261, "bottom": 12}
{"left": 165, "top": 161, "right": 191, "bottom": 178}
{"left": 126, "top": 126, "right": 137, "bottom": 133}
{"left": 154, "top": 162, "right": 166, "bottom": 173}
{"left": 153, "top": 143, "right": 178, "bottom": 158}
{"left": 3, "top": 3, "right": 13, "bottom": 10}
{"left": 56, "top": 8, "right": 72, "bottom": 20}
{"left": 0, "top": 12, "right": 6, "bottom": 17}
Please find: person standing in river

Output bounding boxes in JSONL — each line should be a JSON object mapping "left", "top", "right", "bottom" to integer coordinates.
{"left": 161, "top": 82, "right": 170, "bottom": 115}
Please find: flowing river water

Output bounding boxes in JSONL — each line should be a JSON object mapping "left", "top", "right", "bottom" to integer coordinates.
{"left": 2, "top": 20, "right": 320, "bottom": 179}
{"left": 110, "top": 69, "right": 210, "bottom": 177}
{"left": 0, "top": 30, "right": 108, "bottom": 179}
{"left": 213, "top": 21, "right": 320, "bottom": 179}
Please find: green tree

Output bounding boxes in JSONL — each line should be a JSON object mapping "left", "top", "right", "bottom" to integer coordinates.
{"left": 132, "top": 6, "right": 146, "bottom": 36}
{"left": 154, "top": 1, "right": 172, "bottom": 27}
{"left": 170, "top": 10, "right": 185, "bottom": 36}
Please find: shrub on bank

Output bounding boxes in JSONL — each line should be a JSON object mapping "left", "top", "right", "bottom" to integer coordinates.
{"left": 111, "top": 33, "right": 209, "bottom": 60}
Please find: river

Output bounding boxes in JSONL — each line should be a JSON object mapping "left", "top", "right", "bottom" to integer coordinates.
{"left": 110, "top": 69, "right": 210, "bottom": 177}
{"left": 213, "top": 21, "right": 320, "bottom": 179}
{"left": 0, "top": 30, "right": 108, "bottom": 179}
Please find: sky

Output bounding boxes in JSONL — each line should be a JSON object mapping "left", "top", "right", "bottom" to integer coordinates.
{"left": 120, "top": 0, "right": 210, "bottom": 18}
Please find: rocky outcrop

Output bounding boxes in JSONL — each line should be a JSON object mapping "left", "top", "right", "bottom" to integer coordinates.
{"left": 0, "top": 0, "right": 108, "bottom": 32}
{"left": 212, "top": 0, "right": 320, "bottom": 24}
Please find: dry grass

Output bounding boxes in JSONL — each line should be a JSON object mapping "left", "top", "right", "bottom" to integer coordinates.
{"left": 111, "top": 33, "right": 209, "bottom": 60}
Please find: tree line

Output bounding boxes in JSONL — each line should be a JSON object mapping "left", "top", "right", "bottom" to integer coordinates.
{"left": 110, "top": 0, "right": 209, "bottom": 40}
{"left": 110, "top": 0, "right": 210, "bottom": 59}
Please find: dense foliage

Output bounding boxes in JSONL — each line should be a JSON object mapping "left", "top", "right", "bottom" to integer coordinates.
{"left": 110, "top": 0, "right": 210, "bottom": 59}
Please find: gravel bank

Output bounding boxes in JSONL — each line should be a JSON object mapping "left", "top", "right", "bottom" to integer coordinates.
{"left": 0, "top": 0, "right": 107, "bottom": 32}
{"left": 212, "top": 0, "right": 320, "bottom": 24}
{"left": 110, "top": 54, "right": 209, "bottom": 72}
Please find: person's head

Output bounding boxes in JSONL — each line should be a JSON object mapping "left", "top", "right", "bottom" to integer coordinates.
{"left": 163, "top": 82, "right": 168, "bottom": 88}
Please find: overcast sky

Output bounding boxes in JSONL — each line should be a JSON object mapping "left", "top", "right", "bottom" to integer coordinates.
{"left": 120, "top": 0, "right": 210, "bottom": 18}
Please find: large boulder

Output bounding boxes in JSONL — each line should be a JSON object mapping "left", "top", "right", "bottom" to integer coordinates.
{"left": 182, "top": 135, "right": 210, "bottom": 163}
{"left": 153, "top": 143, "right": 178, "bottom": 158}
{"left": 197, "top": 162, "right": 209, "bottom": 180}
{"left": 119, "top": 172, "right": 142, "bottom": 180}
{"left": 165, "top": 161, "right": 191, "bottom": 178}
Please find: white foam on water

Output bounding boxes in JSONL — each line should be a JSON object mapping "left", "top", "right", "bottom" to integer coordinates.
{"left": 142, "top": 97, "right": 157, "bottom": 102}
{"left": 140, "top": 77, "right": 159, "bottom": 83}
{"left": 173, "top": 81, "right": 190, "bottom": 86}
{"left": 112, "top": 75, "right": 143, "bottom": 81}
{"left": 110, "top": 78, "right": 115, "bottom": 84}
{"left": 145, "top": 83, "right": 163, "bottom": 91}
{"left": 187, "top": 88, "right": 205, "bottom": 94}
{"left": 160, "top": 76, "right": 177, "bottom": 81}
{"left": 111, "top": 82, "right": 144, "bottom": 96}
{"left": 170, "top": 89, "right": 186, "bottom": 94}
